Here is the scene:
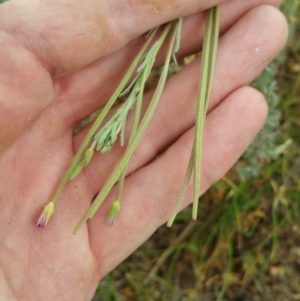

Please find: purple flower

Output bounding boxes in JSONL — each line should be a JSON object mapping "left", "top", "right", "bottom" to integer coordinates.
{"left": 37, "top": 202, "right": 54, "bottom": 228}
{"left": 106, "top": 200, "right": 121, "bottom": 226}
{"left": 37, "top": 214, "right": 47, "bottom": 228}
{"left": 107, "top": 216, "right": 114, "bottom": 226}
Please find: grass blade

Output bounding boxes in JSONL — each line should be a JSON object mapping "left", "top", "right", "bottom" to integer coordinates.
{"left": 193, "top": 6, "right": 220, "bottom": 220}
{"left": 167, "top": 6, "right": 220, "bottom": 225}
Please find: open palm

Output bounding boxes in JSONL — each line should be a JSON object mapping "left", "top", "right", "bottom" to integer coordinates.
{"left": 0, "top": 0, "right": 287, "bottom": 300}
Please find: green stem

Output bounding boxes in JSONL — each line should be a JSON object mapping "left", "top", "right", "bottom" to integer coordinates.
{"left": 167, "top": 7, "right": 220, "bottom": 225}
{"left": 167, "top": 144, "right": 195, "bottom": 227}
{"left": 216, "top": 225, "right": 233, "bottom": 301}
{"left": 48, "top": 28, "right": 158, "bottom": 205}
{"left": 74, "top": 21, "right": 179, "bottom": 233}
{"left": 193, "top": 6, "right": 220, "bottom": 220}
{"left": 116, "top": 62, "right": 150, "bottom": 201}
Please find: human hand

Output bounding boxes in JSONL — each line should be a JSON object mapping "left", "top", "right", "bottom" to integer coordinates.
{"left": 0, "top": 0, "right": 287, "bottom": 300}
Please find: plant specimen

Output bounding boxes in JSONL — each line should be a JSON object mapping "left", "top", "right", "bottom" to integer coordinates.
{"left": 37, "top": 6, "right": 221, "bottom": 232}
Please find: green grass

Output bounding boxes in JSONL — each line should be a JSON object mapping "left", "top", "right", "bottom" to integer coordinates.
{"left": 94, "top": 1, "right": 300, "bottom": 300}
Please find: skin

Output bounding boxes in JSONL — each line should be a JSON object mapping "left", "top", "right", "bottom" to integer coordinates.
{"left": 0, "top": 0, "right": 287, "bottom": 300}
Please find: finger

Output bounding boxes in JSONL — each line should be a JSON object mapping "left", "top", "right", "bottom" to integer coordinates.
{"left": 72, "top": 5, "right": 287, "bottom": 194}
{"left": 0, "top": 0, "right": 230, "bottom": 77}
{"left": 0, "top": 0, "right": 282, "bottom": 150}
{"left": 54, "top": 0, "right": 283, "bottom": 126}
{"left": 87, "top": 85, "right": 267, "bottom": 282}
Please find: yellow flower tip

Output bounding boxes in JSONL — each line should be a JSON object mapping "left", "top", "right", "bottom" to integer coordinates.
{"left": 37, "top": 202, "right": 54, "bottom": 228}
{"left": 107, "top": 200, "right": 121, "bottom": 226}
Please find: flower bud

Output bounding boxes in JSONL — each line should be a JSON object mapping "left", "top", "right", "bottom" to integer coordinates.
{"left": 37, "top": 202, "right": 54, "bottom": 228}
{"left": 107, "top": 200, "right": 121, "bottom": 225}
{"left": 83, "top": 148, "right": 94, "bottom": 167}
{"left": 70, "top": 162, "right": 83, "bottom": 180}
